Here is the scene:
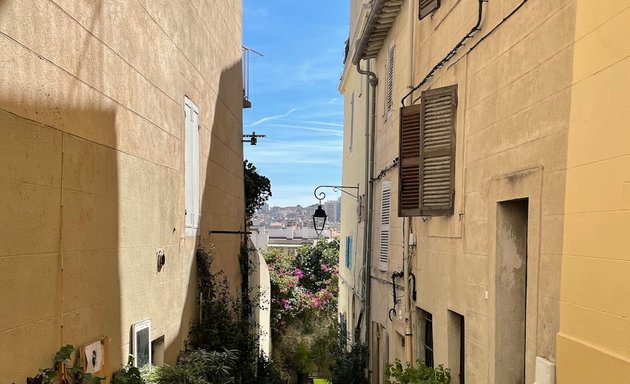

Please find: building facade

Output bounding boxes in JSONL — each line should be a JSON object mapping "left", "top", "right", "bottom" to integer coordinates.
{"left": 338, "top": 0, "right": 370, "bottom": 345}
{"left": 556, "top": 1, "right": 630, "bottom": 382}
{"left": 340, "top": 0, "right": 630, "bottom": 383}
{"left": 0, "top": 1, "right": 245, "bottom": 381}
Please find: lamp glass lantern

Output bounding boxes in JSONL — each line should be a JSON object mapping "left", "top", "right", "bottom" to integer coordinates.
{"left": 312, "top": 204, "right": 327, "bottom": 236}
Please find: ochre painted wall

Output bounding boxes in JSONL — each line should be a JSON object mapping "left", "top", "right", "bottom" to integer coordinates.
{"left": 0, "top": 1, "right": 244, "bottom": 381}
{"left": 557, "top": 1, "right": 630, "bottom": 382}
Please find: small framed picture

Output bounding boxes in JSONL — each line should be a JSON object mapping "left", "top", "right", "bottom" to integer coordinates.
{"left": 132, "top": 319, "right": 152, "bottom": 367}
{"left": 79, "top": 337, "right": 108, "bottom": 378}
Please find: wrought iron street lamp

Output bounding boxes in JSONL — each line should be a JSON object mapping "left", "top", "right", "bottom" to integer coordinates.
{"left": 312, "top": 204, "right": 327, "bottom": 236}
{"left": 312, "top": 184, "right": 359, "bottom": 236}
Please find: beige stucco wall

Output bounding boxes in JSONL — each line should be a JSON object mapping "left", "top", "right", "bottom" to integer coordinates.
{"left": 411, "top": 1, "right": 575, "bottom": 382}
{"left": 345, "top": 0, "right": 579, "bottom": 383}
{"left": 367, "top": 1, "right": 412, "bottom": 373}
{"left": 0, "top": 1, "right": 244, "bottom": 381}
{"left": 557, "top": 1, "right": 630, "bottom": 382}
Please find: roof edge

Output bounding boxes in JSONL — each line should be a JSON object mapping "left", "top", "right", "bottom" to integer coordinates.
{"left": 351, "top": 0, "right": 387, "bottom": 65}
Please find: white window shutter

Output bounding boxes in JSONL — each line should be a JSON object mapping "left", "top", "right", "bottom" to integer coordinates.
{"left": 192, "top": 108, "right": 200, "bottom": 229}
{"left": 184, "top": 97, "right": 200, "bottom": 233}
{"left": 184, "top": 102, "right": 194, "bottom": 229}
{"left": 379, "top": 181, "right": 391, "bottom": 270}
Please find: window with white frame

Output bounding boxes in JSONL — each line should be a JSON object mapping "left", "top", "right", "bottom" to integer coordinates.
{"left": 184, "top": 97, "right": 200, "bottom": 235}
{"left": 132, "top": 319, "right": 152, "bottom": 367}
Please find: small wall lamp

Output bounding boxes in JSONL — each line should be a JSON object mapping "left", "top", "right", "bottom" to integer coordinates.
{"left": 311, "top": 184, "right": 359, "bottom": 236}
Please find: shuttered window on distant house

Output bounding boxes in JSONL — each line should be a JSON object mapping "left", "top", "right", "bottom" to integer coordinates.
{"left": 399, "top": 85, "right": 457, "bottom": 217}
{"left": 385, "top": 45, "right": 395, "bottom": 117}
{"left": 379, "top": 181, "right": 391, "bottom": 270}
{"left": 419, "top": 0, "right": 440, "bottom": 19}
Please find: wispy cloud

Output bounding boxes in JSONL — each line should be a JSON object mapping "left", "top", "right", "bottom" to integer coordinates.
{"left": 243, "top": 0, "right": 348, "bottom": 206}
{"left": 247, "top": 108, "right": 297, "bottom": 127}
{"left": 269, "top": 124, "right": 343, "bottom": 136}
{"left": 282, "top": 119, "right": 343, "bottom": 127}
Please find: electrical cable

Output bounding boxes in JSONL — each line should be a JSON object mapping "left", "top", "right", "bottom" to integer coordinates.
{"left": 401, "top": 0, "right": 487, "bottom": 107}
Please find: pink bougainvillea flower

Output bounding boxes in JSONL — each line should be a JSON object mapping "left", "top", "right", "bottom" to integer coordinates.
{"left": 294, "top": 268, "right": 304, "bottom": 278}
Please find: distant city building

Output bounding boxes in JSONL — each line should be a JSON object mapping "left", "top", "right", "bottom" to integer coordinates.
{"left": 250, "top": 203, "right": 341, "bottom": 256}
{"left": 324, "top": 199, "right": 341, "bottom": 223}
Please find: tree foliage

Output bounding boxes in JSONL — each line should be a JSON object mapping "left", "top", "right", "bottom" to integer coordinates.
{"left": 385, "top": 360, "right": 451, "bottom": 384}
{"left": 244, "top": 160, "right": 271, "bottom": 221}
{"left": 265, "top": 239, "right": 339, "bottom": 332}
{"left": 264, "top": 239, "right": 340, "bottom": 381}
{"left": 188, "top": 247, "right": 257, "bottom": 384}
{"left": 143, "top": 349, "right": 239, "bottom": 384}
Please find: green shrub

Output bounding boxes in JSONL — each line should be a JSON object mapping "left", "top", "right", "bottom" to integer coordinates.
{"left": 143, "top": 349, "right": 238, "bottom": 384}
{"left": 256, "top": 353, "right": 284, "bottom": 384}
{"left": 385, "top": 359, "right": 450, "bottom": 384}
{"left": 329, "top": 339, "right": 368, "bottom": 384}
{"left": 311, "top": 321, "right": 368, "bottom": 384}
{"left": 27, "top": 345, "right": 103, "bottom": 384}
{"left": 188, "top": 247, "right": 258, "bottom": 383}
{"left": 111, "top": 357, "right": 143, "bottom": 384}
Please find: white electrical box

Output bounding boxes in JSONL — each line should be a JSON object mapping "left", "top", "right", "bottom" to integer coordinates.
{"left": 534, "top": 356, "right": 556, "bottom": 384}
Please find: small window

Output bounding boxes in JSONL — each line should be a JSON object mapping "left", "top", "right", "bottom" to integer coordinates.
{"left": 385, "top": 45, "right": 395, "bottom": 117}
{"left": 419, "top": 0, "right": 441, "bottom": 19}
{"left": 151, "top": 336, "right": 165, "bottom": 367}
{"left": 379, "top": 181, "right": 391, "bottom": 271}
{"left": 184, "top": 97, "right": 200, "bottom": 235}
{"left": 345, "top": 236, "right": 353, "bottom": 269}
{"left": 417, "top": 308, "right": 434, "bottom": 368}
{"left": 132, "top": 319, "right": 151, "bottom": 368}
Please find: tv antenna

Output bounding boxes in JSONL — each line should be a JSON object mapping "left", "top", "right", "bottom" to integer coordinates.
{"left": 243, "top": 131, "right": 266, "bottom": 145}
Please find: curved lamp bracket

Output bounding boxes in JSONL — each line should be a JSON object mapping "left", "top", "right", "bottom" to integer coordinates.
{"left": 313, "top": 184, "right": 359, "bottom": 204}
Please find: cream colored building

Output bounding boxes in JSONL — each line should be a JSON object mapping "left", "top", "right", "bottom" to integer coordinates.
{"left": 341, "top": 0, "right": 630, "bottom": 383}
{"left": 556, "top": 1, "right": 630, "bottom": 382}
{"left": 338, "top": 0, "right": 370, "bottom": 343}
{"left": 0, "top": 1, "right": 245, "bottom": 381}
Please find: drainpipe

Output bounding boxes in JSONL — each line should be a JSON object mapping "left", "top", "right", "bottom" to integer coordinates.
{"left": 356, "top": 59, "right": 377, "bottom": 359}
{"left": 403, "top": 0, "right": 416, "bottom": 365}
{"left": 403, "top": 218, "right": 412, "bottom": 363}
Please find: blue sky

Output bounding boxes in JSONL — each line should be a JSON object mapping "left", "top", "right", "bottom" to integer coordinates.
{"left": 243, "top": 0, "right": 349, "bottom": 207}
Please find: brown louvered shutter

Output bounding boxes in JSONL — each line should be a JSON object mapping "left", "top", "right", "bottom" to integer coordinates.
{"left": 419, "top": 85, "right": 457, "bottom": 216}
{"left": 399, "top": 104, "right": 422, "bottom": 217}
{"left": 419, "top": 0, "right": 440, "bottom": 20}
{"left": 386, "top": 46, "right": 395, "bottom": 115}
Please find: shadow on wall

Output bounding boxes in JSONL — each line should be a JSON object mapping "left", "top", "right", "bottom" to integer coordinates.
{"left": 0, "top": 101, "right": 121, "bottom": 383}
{"left": 166, "top": 60, "right": 246, "bottom": 361}
{"left": 0, "top": 49, "right": 244, "bottom": 384}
